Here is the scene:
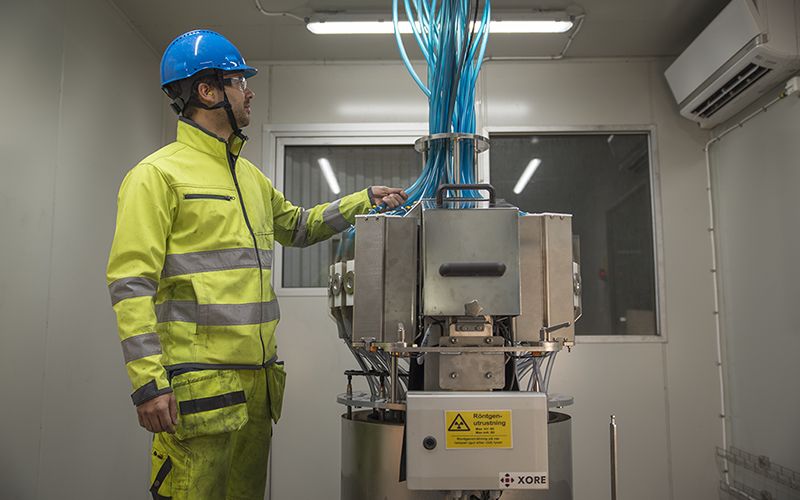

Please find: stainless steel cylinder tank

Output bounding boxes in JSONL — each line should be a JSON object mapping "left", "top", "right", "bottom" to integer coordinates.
{"left": 341, "top": 410, "right": 573, "bottom": 500}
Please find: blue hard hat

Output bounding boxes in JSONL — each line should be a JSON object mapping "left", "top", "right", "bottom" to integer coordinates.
{"left": 160, "top": 30, "right": 257, "bottom": 87}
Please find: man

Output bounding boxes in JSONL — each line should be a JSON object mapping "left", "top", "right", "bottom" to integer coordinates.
{"left": 106, "top": 29, "right": 407, "bottom": 499}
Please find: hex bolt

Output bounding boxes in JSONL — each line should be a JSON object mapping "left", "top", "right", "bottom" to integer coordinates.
{"left": 484, "top": 337, "right": 493, "bottom": 344}
{"left": 450, "top": 337, "right": 458, "bottom": 344}
{"left": 485, "top": 372, "right": 493, "bottom": 379}
{"left": 450, "top": 372, "right": 458, "bottom": 379}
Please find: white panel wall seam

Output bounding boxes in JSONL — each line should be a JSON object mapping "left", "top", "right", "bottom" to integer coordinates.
{"left": 104, "top": 0, "right": 158, "bottom": 56}
{"left": 660, "top": 344, "right": 677, "bottom": 500}
{"left": 34, "top": 30, "right": 69, "bottom": 500}
{"left": 649, "top": 59, "right": 677, "bottom": 500}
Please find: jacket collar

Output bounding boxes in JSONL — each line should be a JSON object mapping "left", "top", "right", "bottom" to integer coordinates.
{"left": 176, "top": 117, "right": 246, "bottom": 159}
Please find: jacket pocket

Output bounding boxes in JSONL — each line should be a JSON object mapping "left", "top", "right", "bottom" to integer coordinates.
{"left": 172, "top": 369, "right": 249, "bottom": 440}
{"left": 183, "top": 193, "right": 234, "bottom": 201}
{"left": 267, "top": 362, "right": 286, "bottom": 424}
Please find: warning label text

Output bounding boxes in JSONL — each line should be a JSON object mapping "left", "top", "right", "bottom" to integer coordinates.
{"left": 445, "top": 410, "right": 512, "bottom": 449}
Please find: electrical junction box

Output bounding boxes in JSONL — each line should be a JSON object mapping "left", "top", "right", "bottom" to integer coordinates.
{"left": 406, "top": 392, "right": 549, "bottom": 491}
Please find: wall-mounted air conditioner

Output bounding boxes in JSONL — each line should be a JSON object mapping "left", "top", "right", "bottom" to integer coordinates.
{"left": 665, "top": 0, "right": 800, "bottom": 129}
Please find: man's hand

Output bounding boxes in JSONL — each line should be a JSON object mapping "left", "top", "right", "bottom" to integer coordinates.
{"left": 137, "top": 392, "right": 177, "bottom": 434}
{"left": 369, "top": 186, "right": 409, "bottom": 210}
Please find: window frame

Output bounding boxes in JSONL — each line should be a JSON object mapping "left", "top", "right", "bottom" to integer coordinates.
{"left": 482, "top": 124, "right": 667, "bottom": 344}
{"left": 264, "top": 123, "right": 429, "bottom": 297}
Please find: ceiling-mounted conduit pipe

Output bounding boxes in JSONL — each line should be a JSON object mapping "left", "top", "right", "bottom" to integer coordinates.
{"left": 703, "top": 81, "right": 792, "bottom": 489}
{"left": 253, "top": 0, "right": 307, "bottom": 22}
{"left": 482, "top": 14, "right": 585, "bottom": 62}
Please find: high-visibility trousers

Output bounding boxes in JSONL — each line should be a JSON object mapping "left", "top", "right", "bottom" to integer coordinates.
{"left": 148, "top": 367, "right": 280, "bottom": 499}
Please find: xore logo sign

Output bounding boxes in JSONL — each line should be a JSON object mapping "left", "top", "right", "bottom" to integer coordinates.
{"left": 498, "top": 472, "right": 548, "bottom": 490}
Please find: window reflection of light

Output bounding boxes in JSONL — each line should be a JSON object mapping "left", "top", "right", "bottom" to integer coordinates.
{"left": 317, "top": 158, "right": 341, "bottom": 194}
{"left": 513, "top": 158, "right": 541, "bottom": 194}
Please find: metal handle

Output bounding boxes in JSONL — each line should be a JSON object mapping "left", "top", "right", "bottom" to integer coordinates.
{"left": 435, "top": 183, "right": 496, "bottom": 207}
{"left": 439, "top": 262, "right": 506, "bottom": 277}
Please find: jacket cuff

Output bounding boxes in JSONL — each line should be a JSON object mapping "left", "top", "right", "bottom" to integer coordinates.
{"left": 131, "top": 380, "right": 173, "bottom": 406}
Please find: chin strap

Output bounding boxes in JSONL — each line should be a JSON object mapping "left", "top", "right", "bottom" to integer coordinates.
{"left": 165, "top": 70, "right": 247, "bottom": 142}
{"left": 212, "top": 70, "right": 247, "bottom": 142}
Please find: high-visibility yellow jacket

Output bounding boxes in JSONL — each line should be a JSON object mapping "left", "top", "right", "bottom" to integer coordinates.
{"left": 107, "top": 118, "right": 371, "bottom": 407}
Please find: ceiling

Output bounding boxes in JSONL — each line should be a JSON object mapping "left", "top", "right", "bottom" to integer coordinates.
{"left": 113, "top": 0, "right": 730, "bottom": 61}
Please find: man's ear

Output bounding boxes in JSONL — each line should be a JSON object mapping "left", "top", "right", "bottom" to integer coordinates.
{"left": 196, "top": 82, "right": 217, "bottom": 105}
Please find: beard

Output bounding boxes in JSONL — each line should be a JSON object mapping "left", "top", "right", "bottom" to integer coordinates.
{"left": 233, "top": 108, "right": 250, "bottom": 128}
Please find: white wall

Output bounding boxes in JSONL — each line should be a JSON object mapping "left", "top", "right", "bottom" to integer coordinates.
{"left": 0, "top": 0, "right": 164, "bottom": 498}
{"left": 246, "top": 59, "right": 721, "bottom": 500}
{"left": 710, "top": 89, "right": 800, "bottom": 473}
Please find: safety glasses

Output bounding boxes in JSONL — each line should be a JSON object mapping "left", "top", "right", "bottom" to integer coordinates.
{"left": 223, "top": 76, "right": 248, "bottom": 92}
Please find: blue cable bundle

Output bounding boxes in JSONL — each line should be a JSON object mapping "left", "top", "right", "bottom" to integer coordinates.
{"left": 393, "top": 0, "right": 491, "bottom": 208}
{"left": 337, "top": 0, "right": 491, "bottom": 258}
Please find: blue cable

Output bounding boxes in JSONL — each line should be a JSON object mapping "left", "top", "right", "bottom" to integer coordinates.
{"left": 377, "top": 0, "right": 491, "bottom": 215}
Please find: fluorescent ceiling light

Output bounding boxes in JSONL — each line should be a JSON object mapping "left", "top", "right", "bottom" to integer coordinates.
{"left": 490, "top": 20, "right": 572, "bottom": 33}
{"left": 306, "top": 19, "right": 573, "bottom": 35}
{"left": 513, "top": 158, "right": 541, "bottom": 194}
{"left": 317, "top": 158, "right": 341, "bottom": 194}
{"left": 307, "top": 21, "right": 413, "bottom": 34}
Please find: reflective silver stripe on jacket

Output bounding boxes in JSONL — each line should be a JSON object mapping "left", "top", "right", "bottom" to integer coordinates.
{"left": 108, "top": 277, "right": 158, "bottom": 305}
{"left": 290, "top": 209, "right": 311, "bottom": 247}
{"left": 155, "top": 299, "right": 281, "bottom": 325}
{"left": 121, "top": 332, "right": 162, "bottom": 363}
{"left": 161, "top": 248, "right": 273, "bottom": 277}
{"left": 322, "top": 199, "right": 351, "bottom": 232}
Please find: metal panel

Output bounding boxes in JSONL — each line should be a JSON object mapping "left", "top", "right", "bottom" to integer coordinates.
{"left": 406, "top": 392, "right": 549, "bottom": 491}
{"left": 422, "top": 206, "right": 520, "bottom": 316}
{"left": 352, "top": 215, "right": 417, "bottom": 344}
{"left": 517, "top": 214, "right": 575, "bottom": 344}
{"left": 382, "top": 216, "right": 418, "bottom": 343}
{"left": 543, "top": 214, "right": 575, "bottom": 344}
{"left": 353, "top": 216, "right": 386, "bottom": 343}
{"left": 517, "top": 215, "right": 545, "bottom": 342}
{"left": 438, "top": 336, "right": 505, "bottom": 390}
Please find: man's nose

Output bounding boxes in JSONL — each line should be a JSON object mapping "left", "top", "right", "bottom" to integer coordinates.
{"left": 245, "top": 88, "right": 255, "bottom": 99}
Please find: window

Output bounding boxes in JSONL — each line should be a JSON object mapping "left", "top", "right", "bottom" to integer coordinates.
{"left": 267, "top": 125, "right": 425, "bottom": 294}
{"left": 488, "top": 131, "right": 661, "bottom": 337}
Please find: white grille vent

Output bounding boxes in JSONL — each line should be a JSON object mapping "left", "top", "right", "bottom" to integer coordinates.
{"left": 690, "top": 63, "right": 772, "bottom": 119}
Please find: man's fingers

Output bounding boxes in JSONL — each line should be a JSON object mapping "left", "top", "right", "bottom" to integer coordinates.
{"left": 157, "top": 407, "right": 176, "bottom": 434}
{"left": 372, "top": 186, "right": 408, "bottom": 203}
{"left": 382, "top": 193, "right": 403, "bottom": 208}
{"left": 385, "top": 188, "right": 408, "bottom": 200}
{"left": 143, "top": 412, "right": 158, "bottom": 433}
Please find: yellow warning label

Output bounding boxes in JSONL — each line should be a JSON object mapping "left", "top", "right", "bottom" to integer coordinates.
{"left": 445, "top": 410, "right": 512, "bottom": 449}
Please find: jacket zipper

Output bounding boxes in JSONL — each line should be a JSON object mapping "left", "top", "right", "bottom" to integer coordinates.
{"left": 226, "top": 151, "right": 267, "bottom": 368}
{"left": 184, "top": 193, "right": 234, "bottom": 201}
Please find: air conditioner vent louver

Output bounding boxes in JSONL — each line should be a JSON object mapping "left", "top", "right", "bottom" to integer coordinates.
{"left": 690, "top": 63, "right": 772, "bottom": 119}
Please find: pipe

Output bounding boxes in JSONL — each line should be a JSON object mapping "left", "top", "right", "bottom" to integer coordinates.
{"left": 482, "top": 15, "right": 585, "bottom": 62}
{"left": 253, "top": 0, "right": 306, "bottom": 23}
{"left": 610, "top": 415, "right": 618, "bottom": 500}
{"left": 703, "top": 86, "right": 789, "bottom": 487}
{"left": 390, "top": 355, "right": 399, "bottom": 403}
